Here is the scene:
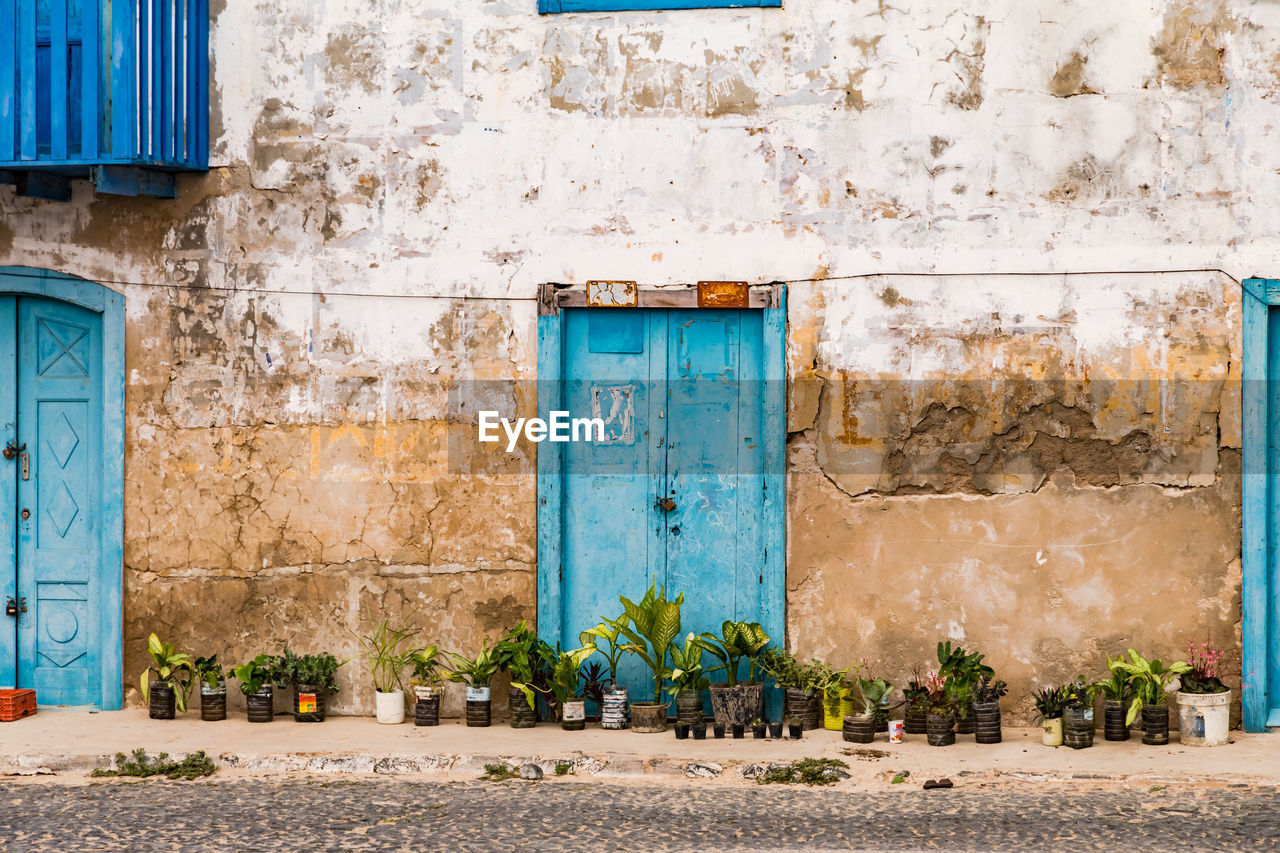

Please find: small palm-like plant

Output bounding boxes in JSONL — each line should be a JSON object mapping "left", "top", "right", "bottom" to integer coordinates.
{"left": 140, "top": 633, "right": 195, "bottom": 712}
{"left": 667, "top": 633, "right": 709, "bottom": 700}
{"left": 445, "top": 639, "right": 502, "bottom": 689}
{"left": 616, "top": 581, "right": 684, "bottom": 705}
{"left": 1115, "top": 649, "right": 1190, "bottom": 725}
{"left": 410, "top": 646, "right": 444, "bottom": 688}
{"left": 548, "top": 645, "right": 597, "bottom": 707}
{"left": 580, "top": 615, "right": 631, "bottom": 689}
{"left": 1032, "top": 684, "right": 1067, "bottom": 722}
{"left": 698, "top": 620, "right": 771, "bottom": 686}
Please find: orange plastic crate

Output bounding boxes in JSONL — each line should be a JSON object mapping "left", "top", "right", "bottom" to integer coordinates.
{"left": 0, "top": 689, "right": 36, "bottom": 721}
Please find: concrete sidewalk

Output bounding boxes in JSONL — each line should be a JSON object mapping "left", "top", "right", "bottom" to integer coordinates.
{"left": 1, "top": 707, "right": 1274, "bottom": 788}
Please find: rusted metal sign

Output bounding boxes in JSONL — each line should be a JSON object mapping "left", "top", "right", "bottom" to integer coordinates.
{"left": 696, "top": 281, "right": 750, "bottom": 308}
{"left": 586, "top": 281, "right": 638, "bottom": 308}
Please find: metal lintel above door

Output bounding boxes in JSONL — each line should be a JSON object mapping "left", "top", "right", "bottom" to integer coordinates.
{"left": 538, "top": 281, "right": 782, "bottom": 316}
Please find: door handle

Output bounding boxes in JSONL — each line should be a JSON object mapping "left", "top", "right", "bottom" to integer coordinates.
{"left": 655, "top": 496, "right": 676, "bottom": 512}
{"left": 4, "top": 597, "right": 26, "bottom": 618}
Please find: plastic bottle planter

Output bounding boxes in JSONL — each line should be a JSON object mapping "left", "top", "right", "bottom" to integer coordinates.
{"left": 414, "top": 686, "right": 440, "bottom": 727}
{"left": 465, "top": 686, "right": 491, "bottom": 727}
{"left": 291, "top": 684, "right": 326, "bottom": 723}
{"left": 1103, "top": 700, "right": 1130, "bottom": 741}
{"left": 1141, "top": 703, "right": 1171, "bottom": 745}
{"left": 149, "top": 683, "right": 176, "bottom": 720}
{"left": 675, "top": 689, "right": 702, "bottom": 724}
{"left": 904, "top": 699, "right": 928, "bottom": 735}
{"left": 601, "top": 687, "right": 628, "bottom": 730}
{"left": 843, "top": 715, "right": 876, "bottom": 744}
{"left": 1176, "top": 691, "right": 1231, "bottom": 747}
{"left": 926, "top": 712, "right": 956, "bottom": 747}
{"left": 708, "top": 684, "right": 764, "bottom": 728}
{"left": 823, "top": 694, "right": 844, "bottom": 731}
{"left": 1041, "top": 716, "right": 1063, "bottom": 746}
{"left": 972, "top": 700, "right": 1002, "bottom": 744}
{"left": 955, "top": 700, "right": 976, "bottom": 735}
{"left": 246, "top": 685, "right": 274, "bottom": 723}
{"left": 630, "top": 702, "right": 668, "bottom": 733}
{"left": 691, "top": 719, "right": 707, "bottom": 740}
{"left": 509, "top": 687, "right": 537, "bottom": 729}
{"left": 561, "top": 699, "right": 586, "bottom": 731}
{"left": 200, "top": 681, "right": 226, "bottom": 722}
{"left": 785, "top": 689, "right": 821, "bottom": 731}
{"left": 1062, "top": 705, "right": 1095, "bottom": 749}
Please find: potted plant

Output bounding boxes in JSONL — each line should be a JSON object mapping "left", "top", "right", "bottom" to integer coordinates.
{"left": 845, "top": 670, "right": 892, "bottom": 744}
{"left": 1116, "top": 648, "right": 1190, "bottom": 746}
{"left": 582, "top": 616, "right": 632, "bottom": 729}
{"left": 282, "top": 648, "right": 344, "bottom": 723}
{"left": 713, "top": 719, "right": 726, "bottom": 738}
{"left": 674, "top": 719, "right": 690, "bottom": 739}
{"left": 1094, "top": 653, "right": 1133, "bottom": 741}
{"left": 139, "top": 633, "right": 194, "bottom": 720}
{"left": 699, "top": 621, "right": 770, "bottom": 728}
{"left": 1061, "top": 677, "right": 1096, "bottom": 749}
{"left": 787, "top": 717, "right": 803, "bottom": 740}
{"left": 1033, "top": 684, "right": 1066, "bottom": 746}
{"left": 923, "top": 670, "right": 957, "bottom": 747}
{"left": 937, "top": 641, "right": 993, "bottom": 736}
{"left": 616, "top": 581, "right": 684, "bottom": 733}
{"left": 751, "top": 716, "right": 767, "bottom": 739}
{"left": 972, "top": 674, "right": 1006, "bottom": 744}
{"left": 762, "top": 648, "right": 821, "bottom": 731}
{"left": 231, "top": 654, "right": 282, "bottom": 723}
{"left": 498, "top": 621, "right": 554, "bottom": 728}
{"left": 814, "top": 661, "right": 851, "bottom": 732}
{"left": 548, "top": 645, "right": 596, "bottom": 731}
{"left": 768, "top": 718, "right": 783, "bottom": 738}
{"left": 731, "top": 722, "right": 745, "bottom": 738}
{"left": 691, "top": 710, "right": 708, "bottom": 740}
{"left": 902, "top": 669, "right": 930, "bottom": 735}
{"left": 668, "top": 633, "right": 709, "bottom": 724}
{"left": 353, "top": 613, "right": 420, "bottom": 725}
{"left": 445, "top": 639, "right": 502, "bottom": 727}
{"left": 1176, "top": 638, "right": 1231, "bottom": 747}
{"left": 411, "top": 646, "right": 444, "bottom": 726}
{"left": 193, "top": 655, "right": 226, "bottom": 722}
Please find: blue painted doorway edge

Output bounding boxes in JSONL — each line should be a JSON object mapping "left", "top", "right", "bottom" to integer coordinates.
{"left": 535, "top": 282, "right": 787, "bottom": 660}
{"left": 0, "top": 266, "right": 124, "bottom": 711}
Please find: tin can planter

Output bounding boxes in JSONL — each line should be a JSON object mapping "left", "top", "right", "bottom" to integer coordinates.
{"left": 676, "top": 688, "right": 702, "bottom": 724}
{"left": 674, "top": 721, "right": 690, "bottom": 740}
{"left": 752, "top": 722, "right": 767, "bottom": 739}
{"left": 843, "top": 715, "right": 875, "bottom": 744}
{"left": 1103, "top": 699, "right": 1129, "bottom": 741}
{"left": 601, "top": 687, "right": 628, "bottom": 730}
{"left": 246, "top": 685, "right": 274, "bottom": 723}
{"left": 1041, "top": 716, "right": 1063, "bottom": 746}
{"left": 149, "top": 683, "right": 176, "bottom": 720}
{"left": 904, "top": 698, "right": 928, "bottom": 735}
{"left": 925, "top": 712, "right": 956, "bottom": 747}
{"left": 561, "top": 698, "right": 586, "bottom": 731}
{"left": 465, "top": 686, "right": 491, "bottom": 727}
{"left": 414, "top": 686, "right": 440, "bottom": 726}
{"left": 1141, "top": 703, "right": 1170, "bottom": 746}
{"left": 785, "top": 688, "right": 821, "bottom": 731}
{"left": 691, "top": 719, "right": 707, "bottom": 740}
{"left": 823, "top": 693, "right": 844, "bottom": 731}
{"left": 955, "top": 700, "right": 976, "bottom": 735}
{"left": 630, "top": 702, "right": 668, "bottom": 733}
{"left": 972, "top": 700, "right": 1002, "bottom": 744}
{"left": 1062, "top": 705, "right": 1094, "bottom": 749}
{"left": 1177, "top": 691, "right": 1230, "bottom": 747}
{"left": 768, "top": 721, "right": 783, "bottom": 739}
{"left": 509, "top": 687, "right": 537, "bottom": 729}
{"left": 713, "top": 721, "right": 726, "bottom": 739}
{"left": 293, "top": 683, "right": 326, "bottom": 723}
{"left": 787, "top": 721, "right": 803, "bottom": 740}
{"left": 200, "top": 682, "right": 226, "bottom": 722}
{"left": 708, "top": 684, "right": 764, "bottom": 728}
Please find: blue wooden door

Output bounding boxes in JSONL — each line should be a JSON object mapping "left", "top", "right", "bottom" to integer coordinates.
{"left": 559, "top": 308, "right": 768, "bottom": 703}
{"left": 4, "top": 297, "right": 104, "bottom": 706}
{"left": 0, "top": 298, "right": 16, "bottom": 689}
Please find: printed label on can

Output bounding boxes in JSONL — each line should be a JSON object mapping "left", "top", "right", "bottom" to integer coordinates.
{"left": 466, "top": 686, "right": 490, "bottom": 702}
{"left": 298, "top": 693, "right": 317, "bottom": 714}
{"left": 889, "top": 720, "right": 904, "bottom": 743}
{"left": 563, "top": 702, "right": 586, "bottom": 721}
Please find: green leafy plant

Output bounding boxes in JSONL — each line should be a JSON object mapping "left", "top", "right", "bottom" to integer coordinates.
{"left": 352, "top": 612, "right": 421, "bottom": 694}
{"left": 1182, "top": 638, "right": 1230, "bottom": 695}
{"left": 139, "top": 633, "right": 194, "bottom": 712}
{"left": 697, "top": 621, "right": 770, "bottom": 687}
{"left": 91, "top": 748, "right": 216, "bottom": 781}
{"left": 580, "top": 615, "right": 631, "bottom": 689}
{"left": 1115, "top": 649, "right": 1191, "bottom": 725}
{"left": 923, "top": 670, "right": 958, "bottom": 715}
{"left": 481, "top": 763, "right": 521, "bottom": 782}
{"left": 230, "top": 654, "right": 284, "bottom": 696}
{"left": 548, "top": 645, "right": 597, "bottom": 708}
{"left": 852, "top": 670, "right": 893, "bottom": 718}
{"left": 445, "top": 638, "right": 502, "bottom": 689}
{"left": 667, "top": 632, "right": 709, "bottom": 700}
{"left": 974, "top": 674, "right": 1008, "bottom": 704}
{"left": 616, "top": 581, "right": 684, "bottom": 704}
{"left": 497, "top": 621, "right": 556, "bottom": 711}
{"left": 1062, "top": 676, "right": 1095, "bottom": 709}
{"left": 936, "top": 641, "right": 994, "bottom": 716}
{"left": 1032, "top": 684, "right": 1067, "bottom": 722}
{"left": 804, "top": 659, "right": 848, "bottom": 700}
{"left": 283, "top": 649, "right": 345, "bottom": 694}
{"left": 410, "top": 645, "right": 444, "bottom": 688}
{"left": 554, "top": 762, "right": 573, "bottom": 776}
{"left": 193, "top": 655, "right": 224, "bottom": 692}
{"left": 756, "top": 758, "right": 849, "bottom": 786}
{"left": 1094, "top": 653, "right": 1132, "bottom": 702}
{"left": 759, "top": 647, "right": 804, "bottom": 691}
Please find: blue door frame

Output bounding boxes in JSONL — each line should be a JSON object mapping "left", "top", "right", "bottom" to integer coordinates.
{"left": 536, "top": 283, "right": 787, "bottom": 663}
{"left": 0, "top": 266, "right": 123, "bottom": 710}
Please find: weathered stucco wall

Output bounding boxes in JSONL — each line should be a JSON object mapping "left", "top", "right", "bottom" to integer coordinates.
{"left": 0, "top": 0, "right": 1267, "bottom": 715}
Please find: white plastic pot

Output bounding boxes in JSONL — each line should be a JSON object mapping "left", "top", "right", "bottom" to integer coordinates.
{"left": 1177, "top": 690, "right": 1231, "bottom": 747}
{"left": 376, "top": 689, "right": 405, "bottom": 724}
